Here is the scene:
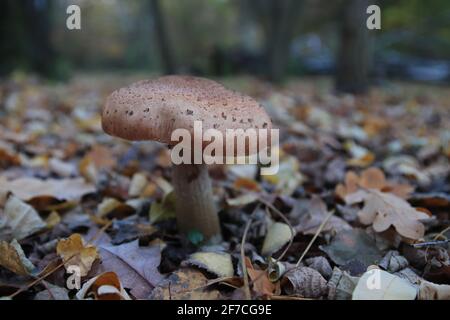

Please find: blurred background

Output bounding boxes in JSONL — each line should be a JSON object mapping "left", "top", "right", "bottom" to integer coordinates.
{"left": 1, "top": 0, "right": 449, "bottom": 93}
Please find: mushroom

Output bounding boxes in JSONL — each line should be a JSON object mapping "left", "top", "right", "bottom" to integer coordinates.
{"left": 102, "top": 75, "right": 272, "bottom": 241}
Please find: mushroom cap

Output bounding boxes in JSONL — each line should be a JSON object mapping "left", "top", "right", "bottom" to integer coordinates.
{"left": 102, "top": 75, "right": 272, "bottom": 148}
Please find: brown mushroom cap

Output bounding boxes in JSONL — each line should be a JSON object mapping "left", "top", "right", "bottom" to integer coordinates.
{"left": 102, "top": 76, "right": 272, "bottom": 146}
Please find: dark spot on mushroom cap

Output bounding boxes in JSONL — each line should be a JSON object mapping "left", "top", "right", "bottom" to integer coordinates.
{"left": 186, "top": 109, "right": 194, "bottom": 115}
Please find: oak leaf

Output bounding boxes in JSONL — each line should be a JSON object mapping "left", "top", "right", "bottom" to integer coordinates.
{"left": 358, "top": 190, "right": 429, "bottom": 240}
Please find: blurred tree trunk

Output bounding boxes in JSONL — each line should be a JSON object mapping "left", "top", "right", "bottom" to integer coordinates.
{"left": 264, "top": 0, "right": 302, "bottom": 83}
{"left": 244, "top": 0, "right": 302, "bottom": 83}
{"left": 0, "top": 0, "right": 55, "bottom": 77}
{"left": 335, "top": 0, "right": 371, "bottom": 94}
{"left": 149, "top": 0, "right": 177, "bottom": 74}
{"left": 23, "top": 0, "right": 55, "bottom": 76}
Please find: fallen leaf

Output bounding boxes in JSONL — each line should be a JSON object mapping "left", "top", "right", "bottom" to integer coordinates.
{"left": 262, "top": 156, "right": 304, "bottom": 196}
{"left": 261, "top": 222, "right": 293, "bottom": 256}
{"left": 0, "top": 194, "right": 46, "bottom": 240}
{"left": 34, "top": 282, "right": 69, "bottom": 300}
{"left": 76, "top": 272, "right": 131, "bottom": 300}
{"left": 226, "top": 193, "right": 259, "bottom": 207}
{"left": 128, "top": 172, "right": 148, "bottom": 197}
{"left": 0, "top": 239, "right": 36, "bottom": 276}
{"left": 335, "top": 167, "right": 414, "bottom": 202}
{"left": 98, "top": 240, "right": 163, "bottom": 299}
{"left": 149, "top": 192, "right": 176, "bottom": 224}
{"left": 245, "top": 258, "right": 277, "bottom": 297}
{"left": 352, "top": 268, "right": 417, "bottom": 300}
{"left": 418, "top": 280, "right": 450, "bottom": 300}
{"left": 186, "top": 252, "right": 234, "bottom": 278}
{"left": 56, "top": 233, "right": 98, "bottom": 277}
{"left": 295, "top": 196, "right": 351, "bottom": 235}
{"left": 357, "top": 190, "right": 429, "bottom": 240}
{"left": 281, "top": 266, "right": 328, "bottom": 298}
{"left": 320, "top": 229, "right": 382, "bottom": 269}
{"left": 150, "top": 268, "right": 222, "bottom": 300}
{"left": 0, "top": 177, "right": 96, "bottom": 202}
{"left": 97, "top": 198, "right": 135, "bottom": 220}
{"left": 327, "top": 267, "right": 359, "bottom": 300}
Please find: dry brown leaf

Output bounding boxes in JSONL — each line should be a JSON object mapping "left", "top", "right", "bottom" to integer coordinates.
{"left": 79, "top": 145, "right": 116, "bottom": 183}
{"left": 233, "top": 177, "right": 260, "bottom": 192}
{"left": 76, "top": 272, "right": 131, "bottom": 300}
{"left": 0, "top": 239, "right": 35, "bottom": 276}
{"left": 245, "top": 258, "right": 277, "bottom": 297}
{"left": 150, "top": 268, "right": 222, "bottom": 300}
{"left": 335, "top": 167, "right": 414, "bottom": 202}
{"left": 358, "top": 190, "right": 430, "bottom": 240}
{"left": 56, "top": 233, "right": 98, "bottom": 277}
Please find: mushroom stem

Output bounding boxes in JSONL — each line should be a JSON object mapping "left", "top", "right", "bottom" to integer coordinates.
{"left": 172, "top": 163, "right": 221, "bottom": 241}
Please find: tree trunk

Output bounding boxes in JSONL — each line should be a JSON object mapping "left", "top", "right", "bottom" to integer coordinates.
{"left": 264, "top": 0, "right": 302, "bottom": 83}
{"left": 149, "top": 0, "right": 177, "bottom": 74}
{"left": 335, "top": 0, "right": 371, "bottom": 94}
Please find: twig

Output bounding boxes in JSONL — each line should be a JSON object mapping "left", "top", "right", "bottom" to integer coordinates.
{"left": 241, "top": 217, "right": 253, "bottom": 300}
{"left": 295, "top": 210, "right": 334, "bottom": 268}
{"left": 413, "top": 239, "right": 450, "bottom": 248}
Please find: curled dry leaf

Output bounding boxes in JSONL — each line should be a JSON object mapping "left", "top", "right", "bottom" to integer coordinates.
{"left": 150, "top": 268, "right": 222, "bottom": 300}
{"left": 305, "top": 256, "right": 333, "bottom": 280}
{"left": 281, "top": 267, "right": 328, "bottom": 298}
{"left": 1, "top": 194, "right": 46, "bottom": 241}
{"left": 186, "top": 252, "right": 234, "bottom": 278}
{"left": 357, "top": 190, "right": 429, "bottom": 240}
{"left": 418, "top": 280, "right": 450, "bottom": 300}
{"left": 327, "top": 267, "right": 359, "bottom": 300}
{"left": 56, "top": 233, "right": 98, "bottom": 277}
{"left": 0, "top": 239, "right": 36, "bottom": 276}
{"left": 352, "top": 268, "right": 417, "bottom": 300}
{"left": 0, "top": 177, "right": 96, "bottom": 202}
{"left": 76, "top": 272, "right": 131, "bottom": 300}
{"left": 261, "top": 222, "right": 293, "bottom": 256}
{"left": 379, "top": 250, "right": 409, "bottom": 273}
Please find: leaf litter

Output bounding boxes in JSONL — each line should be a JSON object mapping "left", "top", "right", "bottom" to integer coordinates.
{"left": 0, "top": 75, "right": 449, "bottom": 300}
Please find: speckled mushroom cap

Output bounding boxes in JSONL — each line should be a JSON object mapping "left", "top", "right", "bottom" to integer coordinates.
{"left": 102, "top": 76, "right": 272, "bottom": 147}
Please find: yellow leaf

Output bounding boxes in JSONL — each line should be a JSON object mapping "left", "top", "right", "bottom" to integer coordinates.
{"left": 56, "top": 234, "right": 98, "bottom": 277}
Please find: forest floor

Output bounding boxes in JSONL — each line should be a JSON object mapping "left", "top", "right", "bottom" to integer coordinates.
{"left": 0, "top": 73, "right": 449, "bottom": 300}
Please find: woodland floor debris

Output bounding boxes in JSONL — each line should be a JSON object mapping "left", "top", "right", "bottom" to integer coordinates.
{"left": 0, "top": 75, "right": 449, "bottom": 300}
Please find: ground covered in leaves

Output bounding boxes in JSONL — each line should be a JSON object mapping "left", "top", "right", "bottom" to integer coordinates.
{"left": 0, "top": 74, "right": 449, "bottom": 300}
